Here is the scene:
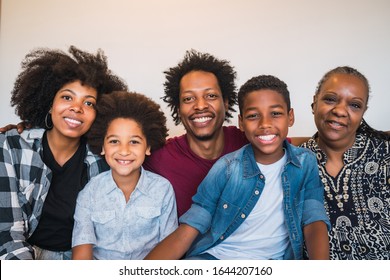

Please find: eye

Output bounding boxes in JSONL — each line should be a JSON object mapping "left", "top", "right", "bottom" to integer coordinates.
{"left": 130, "top": 140, "right": 140, "bottom": 145}
{"left": 61, "top": 95, "right": 72, "bottom": 101}
{"left": 245, "top": 113, "right": 259, "bottom": 120}
{"left": 271, "top": 111, "right": 283, "bottom": 117}
{"left": 84, "top": 100, "right": 96, "bottom": 107}
{"left": 182, "top": 96, "right": 194, "bottom": 103}
{"left": 350, "top": 102, "right": 363, "bottom": 110}
{"left": 206, "top": 93, "right": 218, "bottom": 100}
{"left": 108, "top": 139, "right": 119, "bottom": 144}
{"left": 323, "top": 96, "right": 337, "bottom": 103}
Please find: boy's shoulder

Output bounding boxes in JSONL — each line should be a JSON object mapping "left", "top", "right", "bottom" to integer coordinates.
{"left": 284, "top": 140, "right": 317, "bottom": 166}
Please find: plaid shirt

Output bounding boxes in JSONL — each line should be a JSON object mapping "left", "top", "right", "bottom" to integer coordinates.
{"left": 0, "top": 128, "right": 107, "bottom": 259}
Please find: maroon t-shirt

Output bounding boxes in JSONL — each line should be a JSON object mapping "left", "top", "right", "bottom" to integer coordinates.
{"left": 143, "top": 126, "right": 249, "bottom": 217}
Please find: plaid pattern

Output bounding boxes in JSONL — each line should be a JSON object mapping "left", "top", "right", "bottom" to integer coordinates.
{"left": 0, "top": 129, "right": 106, "bottom": 259}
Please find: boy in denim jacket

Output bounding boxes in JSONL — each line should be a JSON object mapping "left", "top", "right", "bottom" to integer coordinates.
{"left": 145, "top": 75, "right": 330, "bottom": 260}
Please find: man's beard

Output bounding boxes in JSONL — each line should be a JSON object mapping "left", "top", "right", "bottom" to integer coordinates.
{"left": 192, "top": 130, "right": 217, "bottom": 142}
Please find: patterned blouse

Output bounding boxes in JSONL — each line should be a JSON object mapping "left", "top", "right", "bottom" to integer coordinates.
{"left": 301, "top": 132, "right": 390, "bottom": 259}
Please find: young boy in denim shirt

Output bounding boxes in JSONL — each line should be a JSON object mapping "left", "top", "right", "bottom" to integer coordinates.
{"left": 145, "top": 75, "right": 330, "bottom": 260}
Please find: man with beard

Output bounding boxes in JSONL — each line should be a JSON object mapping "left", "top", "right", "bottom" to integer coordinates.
{"left": 143, "top": 50, "right": 248, "bottom": 217}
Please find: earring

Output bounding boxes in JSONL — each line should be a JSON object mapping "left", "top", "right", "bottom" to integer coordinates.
{"left": 45, "top": 111, "right": 53, "bottom": 129}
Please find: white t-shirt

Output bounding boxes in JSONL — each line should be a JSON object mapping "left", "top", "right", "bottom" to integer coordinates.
{"left": 205, "top": 153, "right": 289, "bottom": 259}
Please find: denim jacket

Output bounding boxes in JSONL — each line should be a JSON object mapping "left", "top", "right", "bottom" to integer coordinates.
{"left": 180, "top": 141, "right": 330, "bottom": 259}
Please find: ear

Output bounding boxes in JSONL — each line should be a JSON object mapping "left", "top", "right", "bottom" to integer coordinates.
{"left": 100, "top": 147, "right": 105, "bottom": 156}
{"left": 288, "top": 108, "right": 295, "bottom": 127}
{"left": 145, "top": 146, "right": 151, "bottom": 156}
{"left": 311, "top": 95, "right": 317, "bottom": 114}
{"left": 224, "top": 98, "right": 229, "bottom": 112}
{"left": 238, "top": 114, "right": 244, "bottom": 132}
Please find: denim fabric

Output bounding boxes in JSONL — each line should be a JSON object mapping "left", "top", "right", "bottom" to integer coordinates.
{"left": 33, "top": 246, "right": 72, "bottom": 260}
{"left": 180, "top": 141, "right": 330, "bottom": 260}
{"left": 72, "top": 168, "right": 178, "bottom": 259}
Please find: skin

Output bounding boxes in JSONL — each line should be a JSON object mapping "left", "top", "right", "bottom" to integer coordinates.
{"left": 46, "top": 80, "right": 97, "bottom": 166}
{"left": 178, "top": 70, "right": 229, "bottom": 160}
{"left": 312, "top": 73, "right": 368, "bottom": 177}
{"left": 72, "top": 117, "right": 151, "bottom": 260}
{"left": 238, "top": 89, "right": 294, "bottom": 165}
{"left": 145, "top": 89, "right": 329, "bottom": 260}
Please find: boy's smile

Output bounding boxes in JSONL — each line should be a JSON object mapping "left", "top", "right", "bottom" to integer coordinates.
{"left": 239, "top": 89, "right": 294, "bottom": 164}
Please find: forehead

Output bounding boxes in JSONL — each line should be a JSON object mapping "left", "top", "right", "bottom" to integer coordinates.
{"left": 180, "top": 71, "right": 220, "bottom": 92}
{"left": 243, "top": 89, "right": 288, "bottom": 110}
{"left": 107, "top": 118, "right": 143, "bottom": 133}
{"left": 320, "top": 73, "right": 368, "bottom": 100}
{"left": 56, "top": 80, "right": 97, "bottom": 98}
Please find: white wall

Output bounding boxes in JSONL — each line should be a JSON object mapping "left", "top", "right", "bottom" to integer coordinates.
{"left": 1, "top": 0, "right": 389, "bottom": 137}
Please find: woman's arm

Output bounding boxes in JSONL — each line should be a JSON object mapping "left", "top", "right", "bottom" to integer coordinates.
{"left": 144, "top": 224, "right": 199, "bottom": 260}
{"left": 303, "top": 221, "right": 329, "bottom": 260}
{"left": 72, "top": 244, "right": 93, "bottom": 260}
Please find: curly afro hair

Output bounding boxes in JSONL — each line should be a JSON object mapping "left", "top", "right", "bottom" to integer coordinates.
{"left": 238, "top": 75, "right": 291, "bottom": 114}
{"left": 87, "top": 91, "right": 168, "bottom": 155}
{"left": 10, "top": 45, "right": 127, "bottom": 128}
{"left": 163, "top": 49, "right": 237, "bottom": 125}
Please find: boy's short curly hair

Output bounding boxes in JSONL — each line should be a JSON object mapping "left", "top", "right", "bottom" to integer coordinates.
{"left": 238, "top": 75, "right": 291, "bottom": 114}
{"left": 10, "top": 45, "right": 127, "bottom": 128}
{"left": 87, "top": 91, "right": 168, "bottom": 155}
{"left": 163, "top": 49, "right": 237, "bottom": 125}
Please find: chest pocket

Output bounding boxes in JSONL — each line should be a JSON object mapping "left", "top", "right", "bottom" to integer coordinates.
{"left": 211, "top": 198, "right": 240, "bottom": 235}
{"left": 134, "top": 207, "right": 161, "bottom": 219}
{"left": 91, "top": 210, "right": 116, "bottom": 224}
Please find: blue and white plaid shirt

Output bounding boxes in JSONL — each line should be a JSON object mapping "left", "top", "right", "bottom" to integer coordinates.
{"left": 0, "top": 128, "right": 107, "bottom": 259}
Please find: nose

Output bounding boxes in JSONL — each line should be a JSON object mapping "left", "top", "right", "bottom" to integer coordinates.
{"left": 70, "top": 100, "right": 83, "bottom": 113}
{"left": 331, "top": 101, "right": 348, "bottom": 117}
{"left": 194, "top": 98, "right": 208, "bottom": 110}
{"left": 119, "top": 143, "right": 131, "bottom": 156}
{"left": 258, "top": 116, "right": 272, "bottom": 129}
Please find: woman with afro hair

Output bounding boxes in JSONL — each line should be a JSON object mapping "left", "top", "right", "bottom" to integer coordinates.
{"left": 0, "top": 46, "right": 127, "bottom": 260}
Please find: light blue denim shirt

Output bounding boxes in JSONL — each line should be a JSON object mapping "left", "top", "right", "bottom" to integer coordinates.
{"left": 180, "top": 141, "right": 330, "bottom": 259}
{"left": 72, "top": 167, "right": 178, "bottom": 259}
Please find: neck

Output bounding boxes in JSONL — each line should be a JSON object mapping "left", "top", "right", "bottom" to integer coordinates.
{"left": 316, "top": 134, "right": 356, "bottom": 177}
{"left": 316, "top": 133, "right": 356, "bottom": 159}
{"left": 186, "top": 128, "right": 225, "bottom": 160}
{"left": 113, "top": 170, "right": 140, "bottom": 203}
{"left": 46, "top": 130, "right": 81, "bottom": 166}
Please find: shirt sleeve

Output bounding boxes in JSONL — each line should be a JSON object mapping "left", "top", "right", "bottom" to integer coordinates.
{"left": 179, "top": 157, "right": 229, "bottom": 234}
{"left": 72, "top": 182, "right": 97, "bottom": 247}
{"left": 158, "top": 182, "right": 178, "bottom": 240}
{"left": 0, "top": 135, "right": 34, "bottom": 260}
{"left": 301, "top": 151, "right": 331, "bottom": 230}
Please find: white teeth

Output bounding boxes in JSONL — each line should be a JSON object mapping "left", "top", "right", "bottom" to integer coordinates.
{"left": 330, "top": 121, "right": 342, "bottom": 127}
{"left": 193, "top": 117, "right": 212, "bottom": 123}
{"left": 117, "top": 160, "right": 131, "bottom": 164}
{"left": 65, "top": 118, "right": 82, "bottom": 125}
{"left": 257, "top": 134, "right": 276, "bottom": 141}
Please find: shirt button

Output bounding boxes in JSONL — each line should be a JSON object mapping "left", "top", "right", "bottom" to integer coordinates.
{"left": 220, "top": 235, "right": 224, "bottom": 240}
{"left": 255, "top": 190, "right": 260, "bottom": 195}
{"left": 260, "top": 175, "right": 264, "bottom": 179}
{"left": 223, "top": 204, "right": 228, "bottom": 209}
{"left": 241, "top": 213, "right": 246, "bottom": 219}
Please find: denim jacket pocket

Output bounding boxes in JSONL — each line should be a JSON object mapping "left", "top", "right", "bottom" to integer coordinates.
{"left": 212, "top": 198, "right": 240, "bottom": 235}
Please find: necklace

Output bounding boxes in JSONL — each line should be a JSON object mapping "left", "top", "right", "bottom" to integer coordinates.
{"left": 320, "top": 167, "right": 350, "bottom": 212}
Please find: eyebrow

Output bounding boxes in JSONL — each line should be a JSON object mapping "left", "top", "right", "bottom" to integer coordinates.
{"left": 106, "top": 134, "right": 144, "bottom": 139}
{"left": 244, "top": 104, "right": 285, "bottom": 111}
{"left": 59, "top": 88, "right": 97, "bottom": 100}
